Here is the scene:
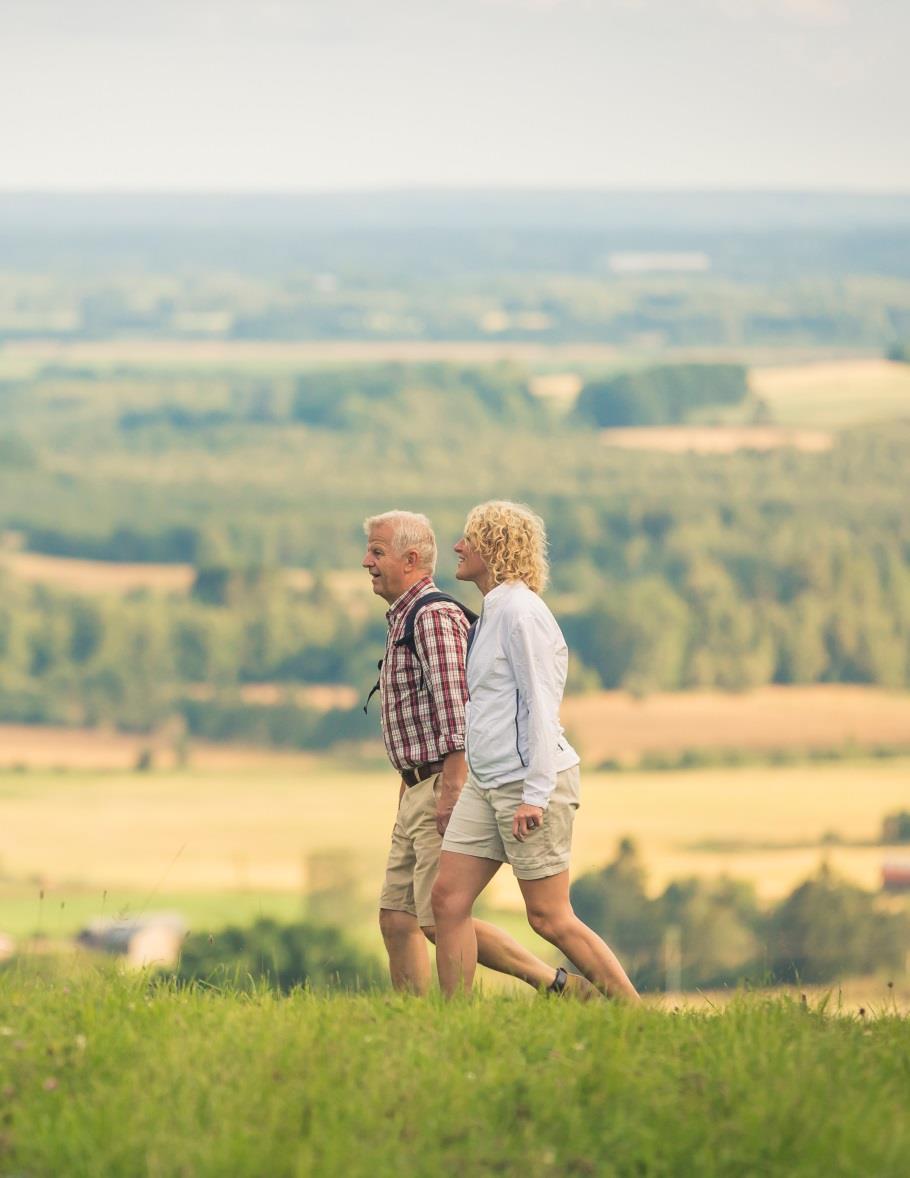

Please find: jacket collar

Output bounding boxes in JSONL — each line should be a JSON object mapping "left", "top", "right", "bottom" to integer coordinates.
{"left": 481, "top": 579, "right": 527, "bottom": 613}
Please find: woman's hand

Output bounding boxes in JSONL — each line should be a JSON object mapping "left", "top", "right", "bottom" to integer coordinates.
{"left": 513, "top": 803, "right": 544, "bottom": 842}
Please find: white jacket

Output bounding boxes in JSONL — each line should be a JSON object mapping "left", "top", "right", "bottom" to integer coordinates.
{"left": 465, "top": 580, "right": 579, "bottom": 808}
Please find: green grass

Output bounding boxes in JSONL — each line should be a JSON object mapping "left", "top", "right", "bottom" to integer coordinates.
{"left": 0, "top": 968, "right": 908, "bottom": 1177}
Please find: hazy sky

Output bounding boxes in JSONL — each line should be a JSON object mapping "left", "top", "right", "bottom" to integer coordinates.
{"left": 1, "top": 0, "right": 906, "bottom": 191}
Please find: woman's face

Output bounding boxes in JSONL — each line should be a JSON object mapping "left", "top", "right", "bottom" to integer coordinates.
{"left": 454, "top": 535, "right": 489, "bottom": 586}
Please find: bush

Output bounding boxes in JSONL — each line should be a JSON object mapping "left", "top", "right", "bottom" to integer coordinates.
{"left": 882, "top": 810, "right": 910, "bottom": 843}
{"left": 175, "top": 917, "right": 384, "bottom": 992}
{"left": 575, "top": 363, "right": 749, "bottom": 427}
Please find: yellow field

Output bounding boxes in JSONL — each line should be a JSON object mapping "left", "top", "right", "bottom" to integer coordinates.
{"left": 0, "top": 758, "right": 907, "bottom": 916}
{"left": 561, "top": 685, "right": 910, "bottom": 764}
{"left": 2, "top": 685, "right": 908, "bottom": 774}
{"left": 0, "top": 338, "right": 622, "bottom": 375}
{"left": 0, "top": 549, "right": 368, "bottom": 608}
{"left": 750, "top": 358, "right": 910, "bottom": 426}
{"left": 0, "top": 339, "right": 867, "bottom": 382}
{"left": 2, "top": 551, "right": 196, "bottom": 595}
{"left": 0, "top": 725, "right": 327, "bottom": 771}
{"left": 0, "top": 683, "right": 901, "bottom": 777}
{"left": 600, "top": 426, "right": 833, "bottom": 453}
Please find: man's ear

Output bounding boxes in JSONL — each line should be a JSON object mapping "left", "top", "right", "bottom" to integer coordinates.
{"left": 403, "top": 548, "right": 419, "bottom": 570}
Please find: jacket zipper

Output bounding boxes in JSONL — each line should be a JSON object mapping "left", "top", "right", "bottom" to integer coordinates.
{"left": 514, "top": 689, "right": 527, "bottom": 766}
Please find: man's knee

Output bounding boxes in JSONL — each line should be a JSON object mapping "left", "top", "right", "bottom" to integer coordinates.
{"left": 379, "top": 907, "right": 418, "bottom": 944}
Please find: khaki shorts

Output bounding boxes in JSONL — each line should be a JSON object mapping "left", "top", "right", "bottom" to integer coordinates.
{"left": 379, "top": 772, "right": 443, "bottom": 928}
{"left": 441, "top": 765, "right": 581, "bottom": 880}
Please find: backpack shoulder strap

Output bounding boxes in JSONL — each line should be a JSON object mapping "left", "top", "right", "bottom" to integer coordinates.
{"left": 365, "top": 593, "right": 478, "bottom": 713}
{"left": 396, "top": 592, "right": 478, "bottom": 656}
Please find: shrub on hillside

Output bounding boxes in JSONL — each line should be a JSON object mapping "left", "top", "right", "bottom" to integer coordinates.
{"left": 766, "top": 864, "right": 909, "bottom": 983}
{"left": 881, "top": 810, "right": 910, "bottom": 843}
{"left": 575, "top": 363, "right": 749, "bottom": 427}
{"left": 175, "top": 917, "right": 384, "bottom": 992}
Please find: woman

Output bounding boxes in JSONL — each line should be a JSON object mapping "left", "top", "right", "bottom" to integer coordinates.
{"left": 431, "top": 500, "right": 639, "bottom": 1001}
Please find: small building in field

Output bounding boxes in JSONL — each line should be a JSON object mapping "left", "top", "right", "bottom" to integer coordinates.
{"left": 882, "top": 859, "right": 910, "bottom": 893}
{"left": 76, "top": 913, "right": 186, "bottom": 968}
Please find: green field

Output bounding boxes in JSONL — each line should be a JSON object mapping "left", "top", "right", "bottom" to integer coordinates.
{"left": 1, "top": 756, "right": 908, "bottom": 944}
{"left": 0, "top": 968, "right": 907, "bottom": 1177}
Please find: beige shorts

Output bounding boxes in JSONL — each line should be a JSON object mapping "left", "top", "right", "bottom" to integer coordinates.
{"left": 379, "top": 772, "right": 443, "bottom": 928}
{"left": 441, "top": 765, "right": 581, "bottom": 880}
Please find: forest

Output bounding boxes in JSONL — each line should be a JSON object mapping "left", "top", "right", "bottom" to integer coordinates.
{"left": 2, "top": 354, "right": 909, "bottom": 745}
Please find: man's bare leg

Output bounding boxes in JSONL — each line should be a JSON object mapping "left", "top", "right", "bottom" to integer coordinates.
{"left": 518, "top": 872, "right": 640, "bottom": 1002}
{"left": 431, "top": 851, "right": 502, "bottom": 997}
{"left": 379, "top": 907, "right": 431, "bottom": 994}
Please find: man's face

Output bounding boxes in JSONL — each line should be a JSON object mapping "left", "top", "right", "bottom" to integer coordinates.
{"left": 362, "top": 523, "right": 416, "bottom": 604}
{"left": 454, "top": 535, "right": 489, "bottom": 586}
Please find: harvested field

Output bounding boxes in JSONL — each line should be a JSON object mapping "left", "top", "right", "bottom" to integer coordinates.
{"left": 1, "top": 550, "right": 372, "bottom": 609}
{"left": 750, "top": 358, "right": 910, "bottom": 426}
{"left": 600, "top": 425, "right": 833, "bottom": 453}
{"left": 0, "top": 338, "right": 622, "bottom": 374}
{"left": 181, "top": 683, "right": 359, "bottom": 711}
{"left": 2, "top": 686, "right": 907, "bottom": 773}
{"left": 0, "top": 724, "right": 320, "bottom": 772}
{"left": 528, "top": 372, "right": 583, "bottom": 403}
{"left": 561, "top": 685, "right": 910, "bottom": 765}
{"left": 2, "top": 552, "right": 195, "bottom": 595}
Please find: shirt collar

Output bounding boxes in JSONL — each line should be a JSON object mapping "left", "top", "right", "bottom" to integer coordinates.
{"left": 386, "top": 575, "right": 434, "bottom": 623}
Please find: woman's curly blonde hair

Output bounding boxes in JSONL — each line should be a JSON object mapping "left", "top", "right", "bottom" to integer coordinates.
{"left": 464, "top": 500, "right": 549, "bottom": 594}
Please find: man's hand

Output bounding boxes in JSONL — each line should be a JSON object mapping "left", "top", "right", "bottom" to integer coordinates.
{"left": 513, "top": 803, "right": 544, "bottom": 842}
{"left": 436, "top": 751, "right": 466, "bottom": 836}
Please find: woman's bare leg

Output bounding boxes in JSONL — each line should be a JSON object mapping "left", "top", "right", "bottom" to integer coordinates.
{"left": 431, "top": 851, "right": 501, "bottom": 997}
{"left": 518, "top": 871, "right": 640, "bottom": 1002}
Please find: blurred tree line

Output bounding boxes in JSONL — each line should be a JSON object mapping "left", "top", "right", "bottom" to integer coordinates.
{"left": 1, "top": 360, "right": 910, "bottom": 745}
{"left": 571, "top": 840, "right": 910, "bottom": 991}
{"left": 0, "top": 565, "right": 381, "bottom": 745}
{"left": 169, "top": 841, "right": 909, "bottom": 994}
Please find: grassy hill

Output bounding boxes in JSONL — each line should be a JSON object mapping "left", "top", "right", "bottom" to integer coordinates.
{"left": 0, "top": 969, "right": 907, "bottom": 1177}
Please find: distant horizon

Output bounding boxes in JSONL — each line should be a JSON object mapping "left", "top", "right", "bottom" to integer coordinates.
{"left": 4, "top": 184, "right": 910, "bottom": 196}
{"left": 4, "top": 188, "right": 910, "bottom": 238}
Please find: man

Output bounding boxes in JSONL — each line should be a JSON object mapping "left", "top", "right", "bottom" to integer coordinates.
{"left": 363, "top": 509, "right": 595, "bottom": 998}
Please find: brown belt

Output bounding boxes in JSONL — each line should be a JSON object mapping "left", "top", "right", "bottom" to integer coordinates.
{"left": 401, "top": 760, "right": 444, "bottom": 788}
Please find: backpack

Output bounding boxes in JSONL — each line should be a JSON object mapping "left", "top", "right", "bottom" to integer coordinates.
{"left": 363, "top": 592, "right": 478, "bottom": 713}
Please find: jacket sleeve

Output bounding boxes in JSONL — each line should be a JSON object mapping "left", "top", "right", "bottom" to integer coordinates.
{"left": 413, "top": 605, "right": 469, "bottom": 755}
{"left": 505, "top": 612, "right": 564, "bottom": 808}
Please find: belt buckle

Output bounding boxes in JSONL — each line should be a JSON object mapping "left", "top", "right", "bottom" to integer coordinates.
{"left": 403, "top": 762, "right": 436, "bottom": 788}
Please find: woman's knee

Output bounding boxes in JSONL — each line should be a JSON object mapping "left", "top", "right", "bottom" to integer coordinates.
{"left": 430, "top": 875, "right": 471, "bottom": 922}
{"left": 526, "top": 904, "right": 574, "bottom": 944}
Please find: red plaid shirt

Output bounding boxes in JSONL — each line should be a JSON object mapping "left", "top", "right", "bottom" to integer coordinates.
{"left": 379, "top": 577, "right": 469, "bottom": 772}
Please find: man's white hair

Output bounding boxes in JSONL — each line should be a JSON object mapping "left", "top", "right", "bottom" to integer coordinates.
{"left": 363, "top": 510, "right": 437, "bottom": 574}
